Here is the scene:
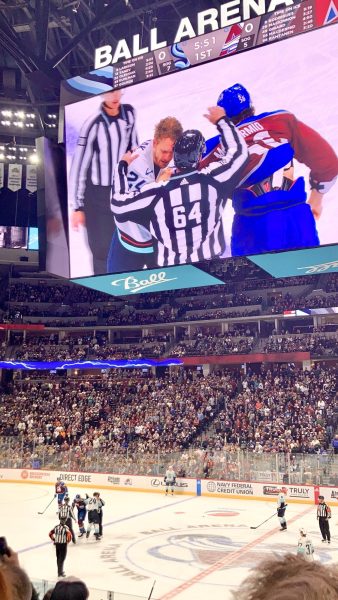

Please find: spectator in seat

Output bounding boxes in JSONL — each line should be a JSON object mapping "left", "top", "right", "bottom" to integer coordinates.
{"left": 332, "top": 434, "right": 338, "bottom": 455}
{"left": 233, "top": 553, "right": 338, "bottom": 600}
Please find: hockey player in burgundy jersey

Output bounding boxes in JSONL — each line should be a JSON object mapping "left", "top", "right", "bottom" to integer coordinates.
{"left": 201, "top": 84, "right": 338, "bottom": 256}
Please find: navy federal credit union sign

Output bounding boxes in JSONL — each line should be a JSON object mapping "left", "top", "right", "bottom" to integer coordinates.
{"left": 72, "top": 265, "right": 224, "bottom": 296}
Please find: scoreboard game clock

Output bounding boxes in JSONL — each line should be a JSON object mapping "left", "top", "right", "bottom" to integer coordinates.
{"left": 61, "top": 0, "right": 337, "bottom": 104}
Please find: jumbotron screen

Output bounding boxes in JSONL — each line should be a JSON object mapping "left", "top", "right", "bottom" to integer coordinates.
{"left": 65, "top": 23, "right": 338, "bottom": 279}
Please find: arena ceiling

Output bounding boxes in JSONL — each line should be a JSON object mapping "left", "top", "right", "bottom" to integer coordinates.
{"left": 0, "top": 0, "right": 221, "bottom": 130}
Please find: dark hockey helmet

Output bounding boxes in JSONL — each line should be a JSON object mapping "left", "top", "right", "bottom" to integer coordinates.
{"left": 174, "top": 130, "right": 206, "bottom": 169}
{"left": 217, "top": 83, "right": 251, "bottom": 118}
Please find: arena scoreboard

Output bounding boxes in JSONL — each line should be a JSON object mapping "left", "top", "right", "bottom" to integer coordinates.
{"left": 60, "top": 0, "right": 335, "bottom": 103}
{"left": 40, "top": 0, "right": 338, "bottom": 295}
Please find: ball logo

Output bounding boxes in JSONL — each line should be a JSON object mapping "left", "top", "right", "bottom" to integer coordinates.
{"left": 207, "top": 481, "right": 216, "bottom": 493}
{"left": 111, "top": 271, "right": 177, "bottom": 294}
{"left": 21, "top": 470, "right": 29, "bottom": 479}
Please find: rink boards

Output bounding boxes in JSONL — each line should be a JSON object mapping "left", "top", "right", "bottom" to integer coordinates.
{"left": 0, "top": 467, "right": 337, "bottom": 505}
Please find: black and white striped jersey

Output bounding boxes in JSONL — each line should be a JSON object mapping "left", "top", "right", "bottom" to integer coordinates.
{"left": 50, "top": 523, "right": 70, "bottom": 544}
{"left": 58, "top": 504, "right": 75, "bottom": 520}
{"left": 69, "top": 103, "right": 138, "bottom": 210}
{"left": 317, "top": 502, "right": 331, "bottom": 518}
{"left": 111, "top": 117, "right": 248, "bottom": 266}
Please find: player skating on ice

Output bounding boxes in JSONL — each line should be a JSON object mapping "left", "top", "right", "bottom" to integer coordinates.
{"left": 297, "top": 528, "right": 314, "bottom": 561}
{"left": 202, "top": 83, "right": 338, "bottom": 256}
{"left": 72, "top": 494, "right": 87, "bottom": 538}
{"left": 164, "top": 466, "right": 176, "bottom": 496}
{"left": 84, "top": 492, "right": 104, "bottom": 540}
{"left": 111, "top": 107, "right": 248, "bottom": 266}
{"left": 277, "top": 492, "right": 287, "bottom": 531}
{"left": 55, "top": 478, "right": 68, "bottom": 512}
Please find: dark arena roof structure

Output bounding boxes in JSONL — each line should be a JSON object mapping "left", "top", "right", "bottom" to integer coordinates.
{"left": 0, "top": 0, "right": 220, "bottom": 129}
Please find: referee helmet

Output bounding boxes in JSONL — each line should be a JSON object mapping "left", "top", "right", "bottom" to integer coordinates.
{"left": 174, "top": 130, "right": 206, "bottom": 170}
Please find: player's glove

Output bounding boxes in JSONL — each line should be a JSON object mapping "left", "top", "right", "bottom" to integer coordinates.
{"left": 54, "top": 494, "right": 57, "bottom": 498}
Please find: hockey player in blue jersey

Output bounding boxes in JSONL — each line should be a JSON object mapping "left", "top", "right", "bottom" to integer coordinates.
{"left": 201, "top": 84, "right": 338, "bottom": 255}
{"left": 72, "top": 494, "right": 87, "bottom": 538}
{"left": 54, "top": 478, "right": 68, "bottom": 509}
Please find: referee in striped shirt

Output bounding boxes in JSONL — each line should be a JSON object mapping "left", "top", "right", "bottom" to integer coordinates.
{"left": 317, "top": 495, "right": 331, "bottom": 543}
{"left": 69, "top": 90, "right": 138, "bottom": 274}
{"left": 49, "top": 517, "right": 72, "bottom": 577}
{"left": 59, "top": 496, "right": 76, "bottom": 544}
{"left": 111, "top": 106, "right": 248, "bottom": 266}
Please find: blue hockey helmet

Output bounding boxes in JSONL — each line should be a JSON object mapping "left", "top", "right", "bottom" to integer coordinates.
{"left": 75, "top": 494, "right": 81, "bottom": 499}
{"left": 217, "top": 83, "right": 251, "bottom": 118}
{"left": 174, "top": 130, "right": 206, "bottom": 169}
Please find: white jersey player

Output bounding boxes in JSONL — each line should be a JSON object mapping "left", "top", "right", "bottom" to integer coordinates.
{"left": 164, "top": 466, "right": 176, "bottom": 496}
{"left": 297, "top": 528, "right": 314, "bottom": 561}
{"left": 120, "top": 139, "right": 164, "bottom": 248}
{"left": 277, "top": 492, "right": 287, "bottom": 531}
{"left": 107, "top": 117, "right": 183, "bottom": 273}
{"left": 84, "top": 492, "right": 104, "bottom": 540}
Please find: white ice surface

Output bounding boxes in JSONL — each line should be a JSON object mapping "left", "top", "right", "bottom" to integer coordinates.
{"left": 1, "top": 483, "right": 337, "bottom": 600}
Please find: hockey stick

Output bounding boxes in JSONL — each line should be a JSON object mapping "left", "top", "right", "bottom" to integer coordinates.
{"left": 38, "top": 496, "right": 55, "bottom": 515}
{"left": 250, "top": 511, "right": 278, "bottom": 530}
{"left": 148, "top": 580, "right": 156, "bottom": 600}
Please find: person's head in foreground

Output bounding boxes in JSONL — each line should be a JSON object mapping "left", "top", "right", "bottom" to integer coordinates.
{"left": 232, "top": 553, "right": 338, "bottom": 600}
{"left": 50, "top": 577, "right": 89, "bottom": 600}
{"left": 0, "top": 547, "right": 33, "bottom": 600}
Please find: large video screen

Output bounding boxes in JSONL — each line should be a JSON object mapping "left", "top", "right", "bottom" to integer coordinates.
{"left": 65, "top": 24, "right": 338, "bottom": 278}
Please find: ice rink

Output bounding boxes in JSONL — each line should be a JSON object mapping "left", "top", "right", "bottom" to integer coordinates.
{"left": 1, "top": 483, "right": 337, "bottom": 600}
